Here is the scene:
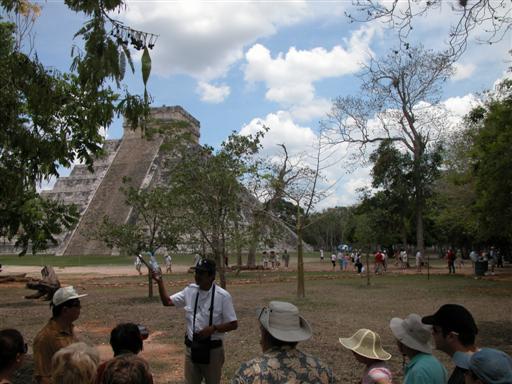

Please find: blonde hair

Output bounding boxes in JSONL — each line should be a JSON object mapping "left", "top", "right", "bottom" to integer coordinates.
{"left": 51, "top": 342, "right": 100, "bottom": 384}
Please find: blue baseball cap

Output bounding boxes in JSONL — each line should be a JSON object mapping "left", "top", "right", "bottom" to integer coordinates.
{"left": 453, "top": 348, "right": 512, "bottom": 384}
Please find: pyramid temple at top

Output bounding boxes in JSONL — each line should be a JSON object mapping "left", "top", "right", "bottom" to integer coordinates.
{"left": 41, "top": 106, "right": 200, "bottom": 256}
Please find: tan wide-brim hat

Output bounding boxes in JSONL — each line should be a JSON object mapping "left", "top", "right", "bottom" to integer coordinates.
{"left": 339, "top": 329, "right": 391, "bottom": 361}
{"left": 258, "top": 301, "right": 312, "bottom": 342}
{"left": 390, "top": 313, "right": 433, "bottom": 354}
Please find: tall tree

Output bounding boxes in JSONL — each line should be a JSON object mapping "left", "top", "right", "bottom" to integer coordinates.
{"left": 0, "top": 0, "right": 156, "bottom": 254}
{"left": 272, "top": 142, "right": 325, "bottom": 298}
{"left": 470, "top": 80, "right": 512, "bottom": 243}
{"left": 169, "top": 131, "right": 264, "bottom": 288}
{"left": 325, "top": 46, "right": 452, "bottom": 255}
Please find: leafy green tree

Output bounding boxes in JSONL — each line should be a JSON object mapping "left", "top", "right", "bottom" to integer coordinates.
{"left": 303, "top": 206, "right": 355, "bottom": 251}
{"left": 470, "top": 80, "right": 512, "bottom": 243}
{"left": 169, "top": 132, "right": 264, "bottom": 288}
{"left": 0, "top": 0, "right": 155, "bottom": 254}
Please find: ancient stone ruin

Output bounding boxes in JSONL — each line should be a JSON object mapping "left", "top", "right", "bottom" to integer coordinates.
{"left": 41, "top": 106, "right": 200, "bottom": 256}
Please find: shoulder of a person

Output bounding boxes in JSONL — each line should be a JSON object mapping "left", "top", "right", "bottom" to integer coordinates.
{"left": 214, "top": 284, "right": 232, "bottom": 298}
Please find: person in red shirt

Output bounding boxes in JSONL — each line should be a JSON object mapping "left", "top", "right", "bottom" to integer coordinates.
{"left": 446, "top": 248, "right": 456, "bottom": 274}
{"left": 374, "top": 251, "right": 384, "bottom": 275}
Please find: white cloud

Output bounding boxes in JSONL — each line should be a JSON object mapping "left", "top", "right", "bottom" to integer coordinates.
{"left": 452, "top": 62, "right": 476, "bottom": 81}
{"left": 196, "top": 81, "right": 230, "bottom": 103}
{"left": 240, "top": 111, "right": 317, "bottom": 155}
{"left": 244, "top": 25, "right": 376, "bottom": 106}
{"left": 122, "top": 1, "right": 315, "bottom": 80}
{"left": 289, "top": 98, "right": 332, "bottom": 122}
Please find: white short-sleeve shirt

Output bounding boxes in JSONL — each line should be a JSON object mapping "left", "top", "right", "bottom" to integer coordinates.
{"left": 170, "top": 283, "right": 237, "bottom": 341}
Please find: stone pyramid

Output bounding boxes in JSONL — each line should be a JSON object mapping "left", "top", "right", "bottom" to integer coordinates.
{"left": 42, "top": 106, "right": 199, "bottom": 256}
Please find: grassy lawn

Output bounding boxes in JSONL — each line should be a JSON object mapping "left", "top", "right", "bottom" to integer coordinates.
{"left": 1, "top": 265, "right": 511, "bottom": 383}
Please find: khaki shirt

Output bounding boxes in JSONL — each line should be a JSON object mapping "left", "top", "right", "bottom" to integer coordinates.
{"left": 33, "top": 318, "right": 77, "bottom": 384}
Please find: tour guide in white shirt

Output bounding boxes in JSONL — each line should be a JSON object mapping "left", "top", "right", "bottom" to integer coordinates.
{"left": 152, "top": 258, "right": 238, "bottom": 384}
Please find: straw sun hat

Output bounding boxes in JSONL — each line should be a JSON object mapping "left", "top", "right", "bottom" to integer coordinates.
{"left": 339, "top": 329, "right": 391, "bottom": 361}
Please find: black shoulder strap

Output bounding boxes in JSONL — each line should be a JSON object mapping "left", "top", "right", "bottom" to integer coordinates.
{"left": 193, "top": 284, "right": 216, "bottom": 333}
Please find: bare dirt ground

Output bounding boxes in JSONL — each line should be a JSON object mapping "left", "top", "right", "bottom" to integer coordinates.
{"left": 1, "top": 260, "right": 511, "bottom": 383}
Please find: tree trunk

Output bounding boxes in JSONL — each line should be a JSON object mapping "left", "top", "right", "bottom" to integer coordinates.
{"left": 297, "top": 214, "right": 305, "bottom": 298}
{"left": 401, "top": 217, "right": 408, "bottom": 249}
{"left": 416, "top": 194, "right": 425, "bottom": 255}
{"left": 247, "top": 221, "right": 261, "bottom": 267}
{"left": 148, "top": 270, "right": 153, "bottom": 298}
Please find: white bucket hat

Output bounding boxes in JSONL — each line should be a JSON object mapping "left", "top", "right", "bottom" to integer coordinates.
{"left": 339, "top": 329, "right": 391, "bottom": 361}
{"left": 52, "top": 286, "right": 87, "bottom": 306}
{"left": 390, "top": 313, "right": 432, "bottom": 354}
{"left": 258, "top": 301, "right": 312, "bottom": 342}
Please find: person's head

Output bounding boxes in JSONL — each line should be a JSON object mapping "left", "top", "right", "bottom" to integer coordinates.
{"left": 453, "top": 348, "right": 512, "bottom": 384}
{"left": 422, "top": 304, "right": 478, "bottom": 355}
{"left": 193, "top": 258, "right": 216, "bottom": 290}
{"left": 100, "top": 354, "right": 152, "bottom": 384}
{"left": 0, "top": 329, "right": 27, "bottom": 374}
{"left": 51, "top": 342, "right": 99, "bottom": 384}
{"left": 389, "top": 313, "right": 433, "bottom": 357}
{"left": 339, "top": 329, "right": 391, "bottom": 366}
{"left": 110, "top": 323, "right": 144, "bottom": 356}
{"left": 51, "top": 286, "right": 87, "bottom": 321}
{"left": 257, "top": 301, "right": 312, "bottom": 352}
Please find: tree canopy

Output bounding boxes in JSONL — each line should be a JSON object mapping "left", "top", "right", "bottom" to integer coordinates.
{"left": 0, "top": 0, "right": 155, "bottom": 254}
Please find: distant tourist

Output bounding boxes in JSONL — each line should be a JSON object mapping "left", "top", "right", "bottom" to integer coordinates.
{"left": 453, "top": 348, "right": 512, "bottom": 384}
{"left": 422, "top": 304, "right": 479, "bottom": 384}
{"left": 51, "top": 342, "right": 99, "bottom": 384}
{"left": 320, "top": 249, "right": 324, "bottom": 261}
{"left": 331, "top": 253, "right": 337, "bottom": 270}
{"left": 164, "top": 254, "right": 172, "bottom": 273}
{"left": 446, "top": 248, "right": 456, "bottom": 274}
{"left": 389, "top": 313, "right": 447, "bottom": 384}
{"left": 231, "top": 301, "right": 335, "bottom": 384}
{"left": 0, "top": 329, "right": 28, "bottom": 384}
{"left": 339, "top": 328, "right": 392, "bottom": 384}
{"left": 33, "top": 286, "right": 87, "bottom": 384}
{"left": 415, "top": 250, "right": 423, "bottom": 272}
{"left": 282, "top": 249, "right": 290, "bottom": 268}
{"left": 400, "top": 249, "right": 409, "bottom": 269}
{"left": 134, "top": 255, "right": 142, "bottom": 275}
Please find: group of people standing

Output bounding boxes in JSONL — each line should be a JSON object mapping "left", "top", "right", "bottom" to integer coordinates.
{"left": 261, "top": 250, "right": 290, "bottom": 269}
{"left": 2, "top": 258, "right": 511, "bottom": 384}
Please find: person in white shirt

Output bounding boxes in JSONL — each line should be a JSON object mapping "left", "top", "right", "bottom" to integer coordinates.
{"left": 152, "top": 258, "right": 238, "bottom": 384}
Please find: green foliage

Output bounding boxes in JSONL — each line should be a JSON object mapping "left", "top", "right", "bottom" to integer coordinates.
{"left": 471, "top": 80, "right": 512, "bottom": 242}
{"left": 169, "top": 131, "right": 264, "bottom": 266}
{"left": 302, "top": 206, "right": 355, "bottom": 250}
{"left": 0, "top": 0, "right": 155, "bottom": 254}
{"left": 97, "top": 186, "right": 182, "bottom": 256}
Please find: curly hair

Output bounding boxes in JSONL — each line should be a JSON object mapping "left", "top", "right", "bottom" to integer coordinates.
{"left": 51, "top": 342, "right": 99, "bottom": 384}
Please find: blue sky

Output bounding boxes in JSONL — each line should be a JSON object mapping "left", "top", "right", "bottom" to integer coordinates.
{"left": 26, "top": 1, "right": 511, "bottom": 208}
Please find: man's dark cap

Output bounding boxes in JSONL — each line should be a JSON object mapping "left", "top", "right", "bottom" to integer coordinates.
{"left": 422, "top": 304, "right": 478, "bottom": 335}
{"left": 193, "top": 258, "right": 216, "bottom": 274}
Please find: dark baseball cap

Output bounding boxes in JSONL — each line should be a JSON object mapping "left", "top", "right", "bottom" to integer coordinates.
{"left": 422, "top": 304, "right": 478, "bottom": 335}
{"left": 193, "top": 258, "right": 216, "bottom": 274}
